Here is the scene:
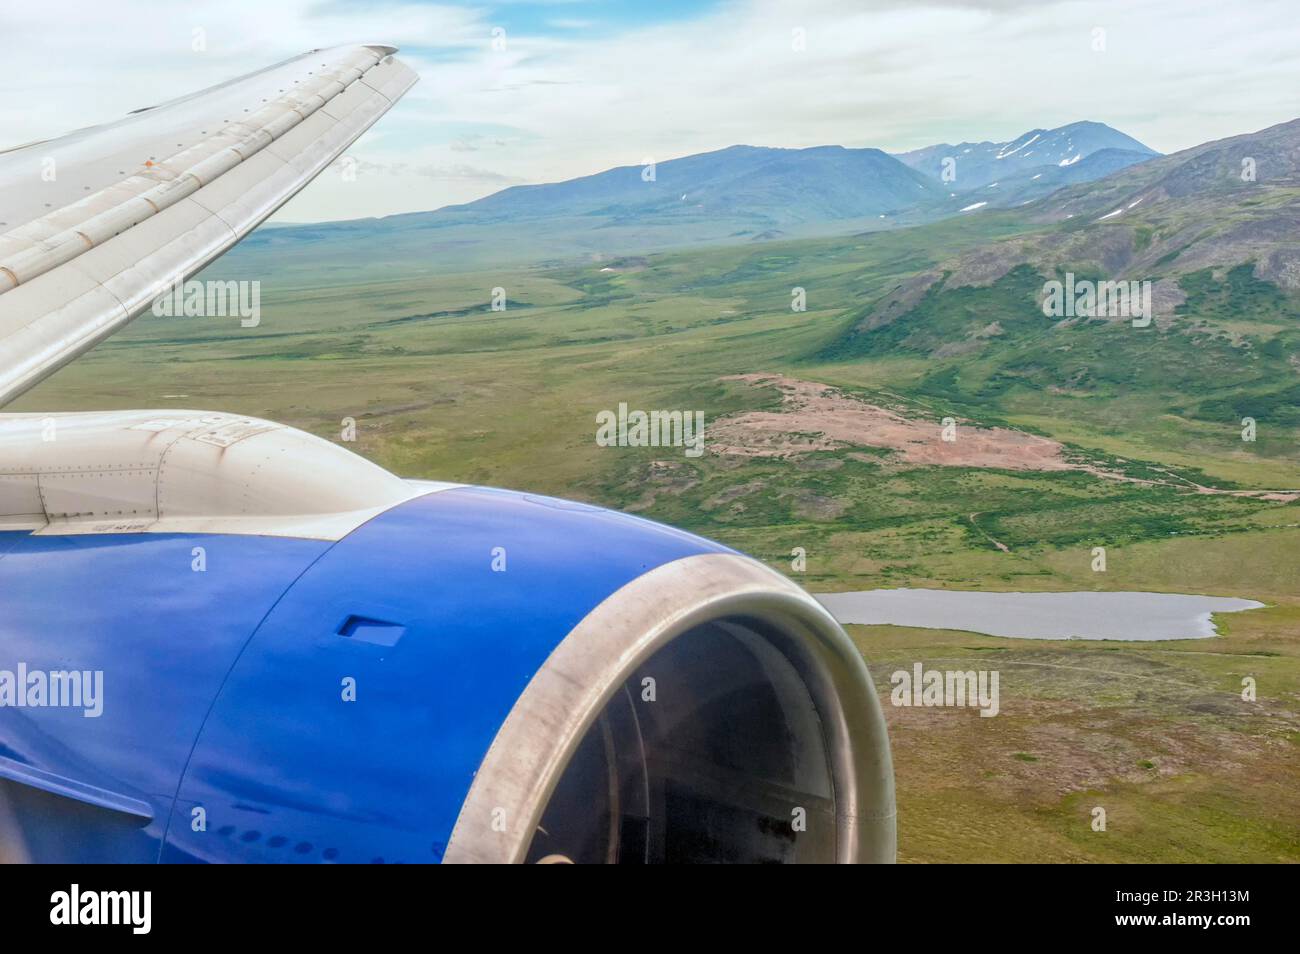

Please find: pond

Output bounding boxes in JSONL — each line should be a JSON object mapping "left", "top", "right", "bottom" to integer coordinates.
{"left": 815, "top": 589, "right": 1264, "bottom": 640}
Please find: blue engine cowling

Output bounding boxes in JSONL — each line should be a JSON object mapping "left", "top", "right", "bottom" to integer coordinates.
{"left": 0, "top": 486, "right": 895, "bottom": 864}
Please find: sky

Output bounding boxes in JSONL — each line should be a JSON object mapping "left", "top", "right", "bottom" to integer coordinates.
{"left": 3, "top": 0, "right": 1298, "bottom": 222}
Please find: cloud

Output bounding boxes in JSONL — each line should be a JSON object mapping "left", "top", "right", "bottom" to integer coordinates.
{"left": 338, "top": 157, "right": 523, "bottom": 183}
{"left": 5, "top": 0, "right": 1299, "bottom": 222}
{"left": 393, "top": 0, "right": 1300, "bottom": 210}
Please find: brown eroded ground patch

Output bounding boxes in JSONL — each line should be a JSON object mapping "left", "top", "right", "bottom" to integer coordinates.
{"left": 711, "top": 374, "right": 1300, "bottom": 502}
{"left": 710, "top": 373, "right": 1072, "bottom": 471}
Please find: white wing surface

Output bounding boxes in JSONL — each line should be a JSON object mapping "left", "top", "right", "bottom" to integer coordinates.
{"left": 0, "top": 43, "right": 416, "bottom": 406}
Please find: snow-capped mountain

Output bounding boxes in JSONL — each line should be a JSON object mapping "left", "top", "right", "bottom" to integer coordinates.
{"left": 895, "top": 121, "right": 1159, "bottom": 192}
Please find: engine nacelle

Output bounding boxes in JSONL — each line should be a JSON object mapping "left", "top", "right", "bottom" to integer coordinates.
{"left": 0, "top": 411, "right": 895, "bottom": 863}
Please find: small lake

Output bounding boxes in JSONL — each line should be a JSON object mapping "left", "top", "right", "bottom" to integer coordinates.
{"left": 815, "top": 589, "right": 1265, "bottom": 641}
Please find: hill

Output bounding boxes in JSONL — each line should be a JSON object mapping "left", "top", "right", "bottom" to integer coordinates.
{"left": 821, "top": 118, "right": 1300, "bottom": 443}
{"left": 233, "top": 144, "right": 949, "bottom": 279}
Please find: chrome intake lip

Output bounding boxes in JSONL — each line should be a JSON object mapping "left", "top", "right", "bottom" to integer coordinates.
{"left": 443, "top": 551, "right": 897, "bottom": 864}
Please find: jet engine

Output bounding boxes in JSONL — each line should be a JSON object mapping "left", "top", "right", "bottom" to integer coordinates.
{"left": 0, "top": 411, "right": 895, "bottom": 863}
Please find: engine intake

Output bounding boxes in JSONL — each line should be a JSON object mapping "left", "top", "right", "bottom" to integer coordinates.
{"left": 444, "top": 553, "right": 896, "bottom": 864}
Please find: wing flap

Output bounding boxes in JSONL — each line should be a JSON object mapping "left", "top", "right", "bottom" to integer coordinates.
{"left": 0, "top": 44, "right": 416, "bottom": 407}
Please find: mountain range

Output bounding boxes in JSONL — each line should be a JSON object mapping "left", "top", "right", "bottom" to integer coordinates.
{"left": 233, "top": 121, "right": 1164, "bottom": 274}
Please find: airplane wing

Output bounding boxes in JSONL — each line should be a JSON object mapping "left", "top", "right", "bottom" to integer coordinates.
{"left": 0, "top": 43, "right": 416, "bottom": 407}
